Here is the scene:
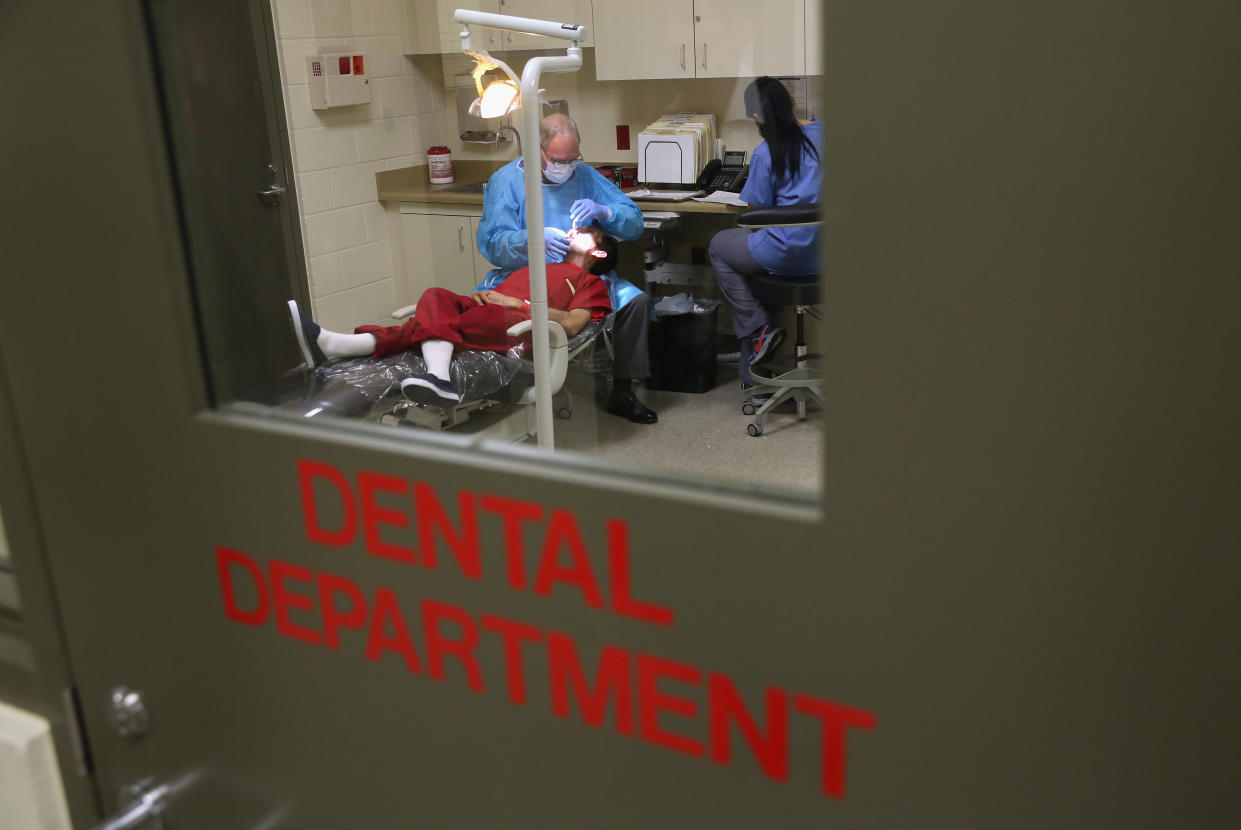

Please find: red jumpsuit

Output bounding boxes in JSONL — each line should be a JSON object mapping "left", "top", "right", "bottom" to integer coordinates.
{"left": 356, "top": 262, "right": 612, "bottom": 357}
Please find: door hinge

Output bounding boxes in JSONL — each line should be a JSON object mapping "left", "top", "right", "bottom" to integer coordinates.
{"left": 61, "top": 685, "right": 94, "bottom": 777}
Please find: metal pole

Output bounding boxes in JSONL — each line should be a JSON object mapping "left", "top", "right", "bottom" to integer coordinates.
{"left": 519, "top": 49, "right": 582, "bottom": 449}
{"left": 452, "top": 10, "right": 585, "bottom": 449}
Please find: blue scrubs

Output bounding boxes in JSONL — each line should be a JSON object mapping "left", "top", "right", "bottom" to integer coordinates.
{"left": 738, "top": 119, "right": 823, "bottom": 276}
{"left": 475, "top": 159, "right": 646, "bottom": 311}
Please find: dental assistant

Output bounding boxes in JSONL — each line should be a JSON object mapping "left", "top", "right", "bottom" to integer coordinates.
{"left": 709, "top": 77, "right": 823, "bottom": 389}
{"left": 477, "top": 113, "right": 658, "bottom": 424}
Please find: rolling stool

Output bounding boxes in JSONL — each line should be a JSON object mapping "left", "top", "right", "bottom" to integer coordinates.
{"left": 736, "top": 205, "right": 822, "bottom": 437}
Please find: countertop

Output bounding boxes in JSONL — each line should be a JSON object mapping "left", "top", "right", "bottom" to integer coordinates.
{"left": 375, "top": 162, "right": 744, "bottom": 215}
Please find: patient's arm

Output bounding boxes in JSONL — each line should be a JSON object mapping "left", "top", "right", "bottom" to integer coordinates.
{"left": 547, "top": 307, "right": 591, "bottom": 338}
{"left": 472, "top": 290, "right": 591, "bottom": 338}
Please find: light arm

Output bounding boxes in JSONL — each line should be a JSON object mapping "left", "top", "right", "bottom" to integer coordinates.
{"left": 454, "top": 9, "right": 587, "bottom": 42}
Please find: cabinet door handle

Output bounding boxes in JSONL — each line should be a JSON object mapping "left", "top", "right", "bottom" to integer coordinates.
{"left": 458, "top": 225, "right": 465, "bottom": 251}
{"left": 702, "top": 42, "right": 707, "bottom": 70}
{"left": 680, "top": 43, "right": 686, "bottom": 70}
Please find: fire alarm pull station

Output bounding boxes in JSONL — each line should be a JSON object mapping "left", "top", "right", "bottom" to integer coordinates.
{"left": 307, "top": 52, "right": 370, "bottom": 109}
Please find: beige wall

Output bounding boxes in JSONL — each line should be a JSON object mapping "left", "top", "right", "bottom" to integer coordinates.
{"left": 271, "top": 0, "right": 453, "bottom": 331}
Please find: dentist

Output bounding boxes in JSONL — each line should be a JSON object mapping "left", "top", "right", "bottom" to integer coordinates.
{"left": 476, "top": 113, "right": 658, "bottom": 424}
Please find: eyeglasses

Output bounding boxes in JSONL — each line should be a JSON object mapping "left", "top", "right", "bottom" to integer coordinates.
{"left": 542, "top": 150, "right": 583, "bottom": 165}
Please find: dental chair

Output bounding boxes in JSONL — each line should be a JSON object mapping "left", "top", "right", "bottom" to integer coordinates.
{"left": 285, "top": 308, "right": 606, "bottom": 444}
{"left": 735, "top": 204, "right": 823, "bottom": 437}
{"left": 380, "top": 302, "right": 608, "bottom": 436}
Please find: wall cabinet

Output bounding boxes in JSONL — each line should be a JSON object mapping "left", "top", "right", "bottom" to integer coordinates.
{"left": 401, "top": 1, "right": 473, "bottom": 55}
{"left": 402, "top": 0, "right": 593, "bottom": 56}
{"left": 805, "top": 0, "right": 822, "bottom": 76}
{"left": 492, "top": 0, "right": 594, "bottom": 50}
{"left": 399, "top": 207, "right": 495, "bottom": 299}
{"left": 594, "top": 0, "right": 806, "bottom": 80}
{"left": 593, "top": 0, "right": 695, "bottom": 80}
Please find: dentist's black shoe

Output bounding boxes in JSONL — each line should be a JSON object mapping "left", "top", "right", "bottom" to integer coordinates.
{"left": 606, "top": 389, "right": 658, "bottom": 424}
{"left": 288, "top": 299, "right": 327, "bottom": 369}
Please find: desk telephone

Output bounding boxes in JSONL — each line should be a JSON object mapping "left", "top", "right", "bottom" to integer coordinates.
{"left": 697, "top": 151, "right": 749, "bottom": 194}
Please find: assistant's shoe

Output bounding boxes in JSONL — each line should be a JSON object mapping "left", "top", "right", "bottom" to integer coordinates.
{"left": 748, "top": 325, "right": 785, "bottom": 366}
{"left": 606, "top": 389, "right": 658, "bottom": 424}
{"left": 400, "top": 372, "right": 460, "bottom": 406}
{"left": 288, "top": 299, "right": 327, "bottom": 369}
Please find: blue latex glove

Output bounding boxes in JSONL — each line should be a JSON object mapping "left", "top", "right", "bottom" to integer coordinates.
{"left": 569, "top": 198, "right": 612, "bottom": 227}
{"left": 543, "top": 226, "right": 571, "bottom": 261}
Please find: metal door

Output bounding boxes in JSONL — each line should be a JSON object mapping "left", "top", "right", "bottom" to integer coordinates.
{"left": 2, "top": 2, "right": 852, "bottom": 827}
{"left": 3, "top": 1, "right": 1237, "bottom": 829}
{"left": 143, "top": 0, "right": 310, "bottom": 403}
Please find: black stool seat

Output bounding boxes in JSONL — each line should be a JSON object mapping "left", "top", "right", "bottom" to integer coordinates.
{"left": 750, "top": 272, "right": 820, "bottom": 307}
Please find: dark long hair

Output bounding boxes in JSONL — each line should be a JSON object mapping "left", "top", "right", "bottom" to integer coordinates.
{"left": 747, "top": 77, "right": 819, "bottom": 183}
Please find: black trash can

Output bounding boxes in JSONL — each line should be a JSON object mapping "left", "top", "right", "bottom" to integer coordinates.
{"left": 647, "top": 299, "right": 720, "bottom": 393}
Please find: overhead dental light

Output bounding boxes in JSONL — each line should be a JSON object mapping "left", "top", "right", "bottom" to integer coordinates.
{"left": 474, "top": 78, "right": 520, "bottom": 118}
{"left": 454, "top": 8, "right": 588, "bottom": 450}
{"left": 464, "top": 49, "right": 522, "bottom": 118}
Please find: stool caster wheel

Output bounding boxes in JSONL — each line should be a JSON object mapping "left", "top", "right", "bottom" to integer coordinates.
{"left": 556, "top": 406, "right": 572, "bottom": 420}
{"left": 747, "top": 422, "right": 763, "bottom": 437}
{"left": 741, "top": 401, "right": 756, "bottom": 416}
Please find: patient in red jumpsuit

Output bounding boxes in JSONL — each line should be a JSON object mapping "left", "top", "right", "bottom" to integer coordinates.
{"left": 289, "top": 226, "right": 615, "bottom": 406}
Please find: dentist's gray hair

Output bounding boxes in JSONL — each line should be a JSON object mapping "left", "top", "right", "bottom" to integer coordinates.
{"left": 540, "top": 113, "right": 581, "bottom": 150}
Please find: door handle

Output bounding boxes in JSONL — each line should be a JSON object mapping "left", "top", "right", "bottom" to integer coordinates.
{"left": 458, "top": 225, "right": 465, "bottom": 251}
{"left": 680, "top": 43, "right": 686, "bottom": 70}
{"left": 257, "top": 162, "right": 286, "bottom": 206}
{"left": 256, "top": 183, "right": 286, "bottom": 204}
{"left": 90, "top": 784, "right": 169, "bottom": 830}
{"left": 702, "top": 42, "right": 707, "bottom": 70}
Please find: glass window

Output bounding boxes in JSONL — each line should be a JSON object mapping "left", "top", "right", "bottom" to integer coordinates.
{"left": 154, "top": 1, "right": 823, "bottom": 502}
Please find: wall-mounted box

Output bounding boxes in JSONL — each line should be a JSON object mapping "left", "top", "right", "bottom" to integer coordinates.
{"left": 306, "top": 53, "right": 370, "bottom": 109}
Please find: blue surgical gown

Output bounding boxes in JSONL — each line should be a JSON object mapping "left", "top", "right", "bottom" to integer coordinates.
{"left": 738, "top": 119, "right": 823, "bottom": 276}
{"left": 475, "top": 159, "right": 646, "bottom": 311}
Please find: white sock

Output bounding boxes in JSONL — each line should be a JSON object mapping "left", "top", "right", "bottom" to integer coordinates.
{"left": 318, "top": 329, "right": 376, "bottom": 359}
{"left": 421, "top": 339, "right": 454, "bottom": 380}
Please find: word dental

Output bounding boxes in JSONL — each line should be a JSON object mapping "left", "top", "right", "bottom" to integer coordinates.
{"left": 215, "top": 459, "right": 876, "bottom": 799}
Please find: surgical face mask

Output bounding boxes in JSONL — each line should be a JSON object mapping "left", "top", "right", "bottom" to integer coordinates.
{"left": 543, "top": 157, "right": 579, "bottom": 184}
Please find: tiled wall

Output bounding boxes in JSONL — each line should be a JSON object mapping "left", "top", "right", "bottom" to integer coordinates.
{"left": 270, "top": 0, "right": 450, "bottom": 330}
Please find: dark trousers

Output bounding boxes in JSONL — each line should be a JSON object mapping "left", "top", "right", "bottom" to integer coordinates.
{"left": 610, "top": 292, "right": 651, "bottom": 381}
{"left": 708, "top": 227, "right": 770, "bottom": 340}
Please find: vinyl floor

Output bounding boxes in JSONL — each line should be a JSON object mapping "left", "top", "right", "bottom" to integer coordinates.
{"left": 550, "top": 367, "right": 823, "bottom": 496}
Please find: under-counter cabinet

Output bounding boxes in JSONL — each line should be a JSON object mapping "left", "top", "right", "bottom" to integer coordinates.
{"left": 594, "top": 0, "right": 807, "bottom": 80}
{"left": 399, "top": 207, "right": 496, "bottom": 299}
